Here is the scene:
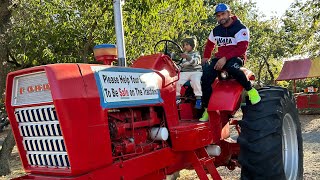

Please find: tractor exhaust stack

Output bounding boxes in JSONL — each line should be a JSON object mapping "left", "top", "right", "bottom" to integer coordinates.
{"left": 113, "top": 0, "right": 126, "bottom": 67}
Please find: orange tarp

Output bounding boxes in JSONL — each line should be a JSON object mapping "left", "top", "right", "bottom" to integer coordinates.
{"left": 308, "top": 57, "right": 320, "bottom": 77}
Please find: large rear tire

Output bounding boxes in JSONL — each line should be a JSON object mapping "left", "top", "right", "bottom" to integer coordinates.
{"left": 238, "top": 86, "right": 303, "bottom": 180}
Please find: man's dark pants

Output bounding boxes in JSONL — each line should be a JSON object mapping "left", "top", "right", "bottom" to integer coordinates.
{"left": 201, "top": 57, "right": 252, "bottom": 108}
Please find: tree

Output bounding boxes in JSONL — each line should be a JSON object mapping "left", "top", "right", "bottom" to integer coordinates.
{"left": 0, "top": 0, "right": 12, "bottom": 98}
{"left": 283, "top": 0, "right": 320, "bottom": 57}
{"left": 6, "top": 0, "right": 207, "bottom": 67}
{"left": 6, "top": 0, "right": 115, "bottom": 66}
{"left": 0, "top": 0, "right": 17, "bottom": 176}
{"left": 247, "top": 18, "right": 287, "bottom": 86}
{"left": 3, "top": 0, "right": 319, "bottom": 176}
{"left": 0, "top": 128, "right": 15, "bottom": 176}
{"left": 1, "top": 0, "right": 207, "bottom": 175}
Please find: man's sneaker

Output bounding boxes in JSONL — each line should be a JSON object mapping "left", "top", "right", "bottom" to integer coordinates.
{"left": 199, "top": 108, "right": 209, "bottom": 121}
{"left": 248, "top": 88, "right": 261, "bottom": 105}
{"left": 195, "top": 99, "right": 202, "bottom": 109}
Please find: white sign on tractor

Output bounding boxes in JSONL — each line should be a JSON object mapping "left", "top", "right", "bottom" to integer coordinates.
{"left": 92, "top": 66, "right": 162, "bottom": 108}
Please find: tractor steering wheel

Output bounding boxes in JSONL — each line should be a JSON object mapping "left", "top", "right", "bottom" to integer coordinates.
{"left": 154, "top": 40, "right": 184, "bottom": 64}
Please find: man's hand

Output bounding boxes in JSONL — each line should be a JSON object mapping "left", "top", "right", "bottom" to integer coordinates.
{"left": 214, "top": 57, "right": 227, "bottom": 70}
{"left": 202, "top": 58, "right": 209, "bottom": 65}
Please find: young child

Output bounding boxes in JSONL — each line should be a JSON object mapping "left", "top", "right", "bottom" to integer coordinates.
{"left": 176, "top": 37, "right": 202, "bottom": 109}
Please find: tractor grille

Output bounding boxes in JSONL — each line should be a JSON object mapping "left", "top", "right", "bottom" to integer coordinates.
{"left": 15, "top": 105, "right": 70, "bottom": 168}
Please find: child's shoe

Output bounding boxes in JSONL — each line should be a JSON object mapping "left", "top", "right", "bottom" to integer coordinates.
{"left": 195, "top": 99, "right": 202, "bottom": 109}
{"left": 199, "top": 108, "right": 209, "bottom": 121}
{"left": 247, "top": 88, "right": 261, "bottom": 105}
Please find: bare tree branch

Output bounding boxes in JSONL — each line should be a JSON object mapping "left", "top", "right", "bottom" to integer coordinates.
{"left": 82, "top": 5, "right": 109, "bottom": 63}
{"left": 7, "top": 49, "right": 21, "bottom": 67}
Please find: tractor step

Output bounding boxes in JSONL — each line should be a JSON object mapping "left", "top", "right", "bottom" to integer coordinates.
{"left": 190, "top": 147, "right": 222, "bottom": 180}
{"left": 199, "top": 157, "right": 214, "bottom": 166}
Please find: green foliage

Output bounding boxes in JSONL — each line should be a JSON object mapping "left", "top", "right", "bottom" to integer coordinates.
{"left": 122, "top": 0, "right": 206, "bottom": 63}
{"left": 277, "top": 80, "right": 290, "bottom": 89}
{"left": 8, "top": 0, "right": 114, "bottom": 66}
{"left": 246, "top": 18, "right": 288, "bottom": 85}
{"left": 283, "top": 0, "right": 320, "bottom": 57}
{"left": 4, "top": 0, "right": 320, "bottom": 89}
{"left": 7, "top": 0, "right": 206, "bottom": 67}
{"left": 288, "top": 78, "right": 320, "bottom": 93}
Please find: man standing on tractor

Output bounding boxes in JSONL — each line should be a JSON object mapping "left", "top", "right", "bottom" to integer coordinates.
{"left": 199, "top": 3, "right": 261, "bottom": 121}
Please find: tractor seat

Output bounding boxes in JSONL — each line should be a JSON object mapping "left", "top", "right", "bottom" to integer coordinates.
{"left": 181, "top": 67, "right": 255, "bottom": 96}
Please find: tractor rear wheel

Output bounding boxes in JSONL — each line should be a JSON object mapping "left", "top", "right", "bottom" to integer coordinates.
{"left": 238, "top": 86, "right": 303, "bottom": 180}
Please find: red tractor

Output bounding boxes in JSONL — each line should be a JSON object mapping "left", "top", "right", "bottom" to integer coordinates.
{"left": 5, "top": 1, "right": 302, "bottom": 180}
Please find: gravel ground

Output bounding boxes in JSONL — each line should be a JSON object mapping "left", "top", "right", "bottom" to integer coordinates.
{"left": 299, "top": 115, "right": 320, "bottom": 179}
{"left": 0, "top": 115, "right": 319, "bottom": 180}
{"left": 177, "top": 115, "right": 320, "bottom": 180}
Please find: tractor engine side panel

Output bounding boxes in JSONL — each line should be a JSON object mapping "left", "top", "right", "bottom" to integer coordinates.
{"left": 45, "top": 64, "right": 113, "bottom": 175}
{"left": 5, "top": 64, "right": 113, "bottom": 176}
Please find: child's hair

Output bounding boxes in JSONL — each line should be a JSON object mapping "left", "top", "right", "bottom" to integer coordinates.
{"left": 182, "top": 37, "right": 197, "bottom": 50}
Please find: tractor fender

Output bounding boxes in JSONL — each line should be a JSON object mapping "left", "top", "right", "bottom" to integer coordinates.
{"left": 207, "top": 79, "right": 243, "bottom": 111}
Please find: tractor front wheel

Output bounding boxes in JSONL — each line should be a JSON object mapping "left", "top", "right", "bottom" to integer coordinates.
{"left": 238, "top": 86, "right": 303, "bottom": 180}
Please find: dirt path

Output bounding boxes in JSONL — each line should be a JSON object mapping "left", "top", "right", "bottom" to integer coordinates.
{"left": 1, "top": 115, "right": 320, "bottom": 180}
{"left": 299, "top": 115, "right": 320, "bottom": 179}
{"left": 177, "top": 115, "right": 320, "bottom": 180}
